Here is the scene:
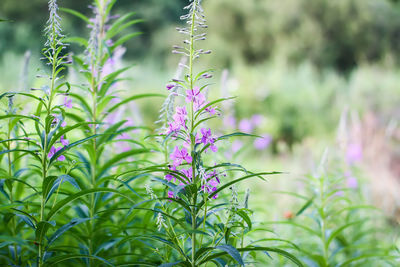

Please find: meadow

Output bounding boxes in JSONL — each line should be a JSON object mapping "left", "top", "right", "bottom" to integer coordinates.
{"left": 0, "top": 0, "right": 399, "bottom": 266}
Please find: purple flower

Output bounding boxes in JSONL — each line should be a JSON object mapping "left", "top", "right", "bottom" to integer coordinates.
{"left": 205, "top": 105, "right": 216, "bottom": 115}
{"left": 170, "top": 146, "right": 192, "bottom": 167}
{"left": 184, "top": 133, "right": 201, "bottom": 149}
{"left": 200, "top": 128, "right": 217, "bottom": 152}
{"left": 346, "top": 143, "right": 362, "bottom": 165}
{"left": 48, "top": 146, "right": 65, "bottom": 161}
{"left": 60, "top": 135, "right": 69, "bottom": 146}
{"left": 165, "top": 166, "right": 177, "bottom": 182}
{"left": 61, "top": 121, "right": 67, "bottom": 127}
{"left": 345, "top": 172, "right": 358, "bottom": 189}
{"left": 239, "top": 119, "right": 253, "bottom": 133}
{"left": 166, "top": 84, "right": 175, "bottom": 90}
{"left": 166, "top": 121, "right": 181, "bottom": 135}
{"left": 181, "top": 168, "right": 193, "bottom": 182}
{"left": 186, "top": 86, "right": 202, "bottom": 103}
{"left": 223, "top": 115, "right": 236, "bottom": 128}
{"left": 254, "top": 134, "right": 272, "bottom": 150}
{"left": 232, "top": 140, "right": 243, "bottom": 153}
{"left": 172, "top": 106, "right": 187, "bottom": 129}
{"left": 186, "top": 86, "right": 206, "bottom": 112}
{"left": 202, "top": 170, "right": 220, "bottom": 198}
{"left": 63, "top": 97, "right": 72, "bottom": 109}
{"left": 167, "top": 190, "right": 175, "bottom": 200}
{"left": 251, "top": 114, "right": 263, "bottom": 126}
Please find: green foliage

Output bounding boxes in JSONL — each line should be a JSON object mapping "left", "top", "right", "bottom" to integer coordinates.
{"left": 267, "top": 152, "right": 399, "bottom": 266}
{"left": 205, "top": 0, "right": 400, "bottom": 71}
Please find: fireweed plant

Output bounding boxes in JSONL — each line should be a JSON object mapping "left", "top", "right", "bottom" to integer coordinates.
{"left": 0, "top": 0, "right": 159, "bottom": 266}
{"left": 0, "top": 0, "right": 100, "bottom": 265}
{"left": 267, "top": 151, "right": 399, "bottom": 266}
{"left": 117, "top": 0, "right": 303, "bottom": 266}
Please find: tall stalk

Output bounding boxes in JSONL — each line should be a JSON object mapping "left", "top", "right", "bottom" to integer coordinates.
{"left": 37, "top": 1, "right": 69, "bottom": 265}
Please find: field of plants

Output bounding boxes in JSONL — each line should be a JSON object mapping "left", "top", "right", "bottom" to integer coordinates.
{"left": 0, "top": 0, "right": 399, "bottom": 266}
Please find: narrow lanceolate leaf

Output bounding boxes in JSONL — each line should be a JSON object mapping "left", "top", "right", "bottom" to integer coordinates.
{"left": 49, "top": 134, "right": 101, "bottom": 164}
{"left": 296, "top": 197, "right": 314, "bottom": 216}
{"left": 199, "top": 172, "right": 281, "bottom": 208}
{"left": 199, "top": 247, "right": 304, "bottom": 266}
{"left": 46, "top": 188, "right": 135, "bottom": 220}
{"left": 44, "top": 254, "right": 113, "bottom": 266}
{"left": 214, "top": 245, "right": 244, "bottom": 265}
{"left": 106, "top": 93, "right": 165, "bottom": 114}
{"left": 60, "top": 8, "right": 90, "bottom": 23}
{"left": 35, "top": 221, "right": 56, "bottom": 244}
{"left": 217, "top": 132, "right": 260, "bottom": 141}
{"left": 47, "top": 217, "right": 92, "bottom": 247}
{"left": 45, "top": 175, "right": 80, "bottom": 203}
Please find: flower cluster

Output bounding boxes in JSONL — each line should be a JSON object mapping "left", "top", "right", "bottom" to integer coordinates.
{"left": 164, "top": 87, "right": 220, "bottom": 199}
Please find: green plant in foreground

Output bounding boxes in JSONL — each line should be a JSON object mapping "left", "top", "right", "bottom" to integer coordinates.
{"left": 116, "top": 0, "right": 303, "bottom": 266}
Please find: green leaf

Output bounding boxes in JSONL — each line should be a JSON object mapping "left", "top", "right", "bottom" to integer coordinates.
{"left": 200, "top": 172, "right": 280, "bottom": 208}
{"left": 35, "top": 220, "right": 56, "bottom": 244}
{"left": 215, "top": 245, "right": 244, "bottom": 265}
{"left": 45, "top": 175, "right": 80, "bottom": 203}
{"left": 63, "top": 37, "right": 88, "bottom": 47}
{"left": 49, "top": 134, "right": 101, "bottom": 164}
{"left": 106, "top": 93, "right": 165, "bottom": 114}
{"left": 296, "top": 197, "right": 314, "bottom": 216}
{"left": 60, "top": 8, "right": 90, "bottom": 23}
{"left": 45, "top": 254, "right": 113, "bottom": 266}
{"left": 111, "top": 32, "right": 142, "bottom": 50}
{"left": 236, "top": 210, "right": 252, "bottom": 230}
{"left": 217, "top": 132, "right": 260, "bottom": 141}
{"left": 46, "top": 188, "right": 134, "bottom": 221}
{"left": 47, "top": 217, "right": 91, "bottom": 247}
{"left": 326, "top": 220, "right": 363, "bottom": 247}
{"left": 199, "top": 247, "right": 304, "bottom": 266}
{"left": 98, "top": 149, "right": 150, "bottom": 177}
{"left": 106, "top": 12, "right": 142, "bottom": 39}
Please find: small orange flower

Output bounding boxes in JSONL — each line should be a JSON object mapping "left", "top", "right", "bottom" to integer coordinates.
{"left": 284, "top": 211, "right": 294, "bottom": 219}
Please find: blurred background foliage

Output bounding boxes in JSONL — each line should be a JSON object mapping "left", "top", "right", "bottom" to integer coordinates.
{"left": 2, "top": 0, "right": 400, "bottom": 70}
{"left": 1, "top": 0, "right": 399, "bottom": 222}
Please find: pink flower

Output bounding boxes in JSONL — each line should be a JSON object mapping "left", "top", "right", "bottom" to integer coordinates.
{"left": 345, "top": 172, "right": 358, "bottom": 189}
{"left": 172, "top": 106, "right": 187, "bottom": 129}
{"left": 181, "top": 168, "right": 193, "bottom": 182}
{"left": 239, "top": 119, "right": 253, "bottom": 133}
{"left": 186, "top": 86, "right": 202, "bottom": 102}
{"left": 232, "top": 140, "right": 243, "bottom": 153}
{"left": 183, "top": 133, "right": 201, "bottom": 149}
{"left": 201, "top": 170, "right": 220, "bottom": 199}
{"left": 61, "top": 121, "right": 67, "bottom": 127}
{"left": 254, "top": 134, "right": 272, "bottom": 150}
{"left": 48, "top": 146, "right": 65, "bottom": 161}
{"left": 63, "top": 97, "right": 72, "bottom": 109}
{"left": 60, "top": 135, "right": 69, "bottom": 146}
{"left": 170, "top": 146, "right": 192, "bottom": 167}
{"left": 251, "top": 114, "right": 263, "bottom": 126}
{"left": 186, "top": 86, "right": 206, "bottom": 112}
{"left": 166, "top": 121, "right": 181, "bottom": 135}
{"left": 205, "top": 106, "right": 216, "bottom": 115}
{"left": 165, "top": 166, "right": 177, "bottom": 182}
{"left": 346, "top": 143, "right": 362, "bottom": 165}
{"left": 168, "top": 190, "right": 175, "bottom": 199}
{"left": 200, "top": 128, "right": 217, "bottom": 152}
{"left": 223, "top": 115, "right": 236, "bottom": 128}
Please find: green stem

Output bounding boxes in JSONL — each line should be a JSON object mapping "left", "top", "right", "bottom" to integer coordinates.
{"left": 188, "top": 3, "right": 197, "bottom": 266}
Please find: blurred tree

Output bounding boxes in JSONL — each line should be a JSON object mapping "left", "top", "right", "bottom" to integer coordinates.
{"left": 0, "top": 0, "right": 186, "bottom": 58}
{"left": 205, "top": 0, "right": 400, "bottom": 72}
